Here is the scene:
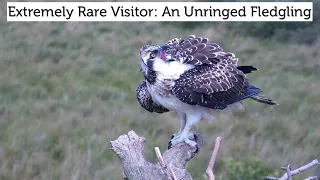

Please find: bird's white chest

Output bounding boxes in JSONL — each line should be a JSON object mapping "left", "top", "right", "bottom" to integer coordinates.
{"left": 146, "top": 80, "right": 189, "bottom": 112}
{"left": 153, "top": 60, "right": 194, "bottom": 78}
{"left": 149, "top": 87, "right": 186, "bottom": 110}
{"left": 147, "top": 60, "right": 195, "bottom": 111}
{"left": 146, "top": 79, "right": 217, "bottom": 121}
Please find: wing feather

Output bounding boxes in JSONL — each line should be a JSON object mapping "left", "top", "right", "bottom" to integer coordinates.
{"left": 136, "top": 80, "right": 170, "bottom": 113}
{"left": 161, "top": 35, "right": 249, "bottom": 109}
{"left": 172, "top": 63, "right": 246, "bottom": 109}
{"left": 164, "top": 35, "right": 238, "bottom": 66}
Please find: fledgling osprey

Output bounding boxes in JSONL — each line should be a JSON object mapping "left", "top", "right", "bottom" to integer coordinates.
{"left": 136, "top": 35, "right": 277, "bottom": 152}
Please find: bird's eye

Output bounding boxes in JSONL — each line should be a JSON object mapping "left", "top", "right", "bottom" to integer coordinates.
{"left": 150, "top": 52, "right": 156, "bottom": 58}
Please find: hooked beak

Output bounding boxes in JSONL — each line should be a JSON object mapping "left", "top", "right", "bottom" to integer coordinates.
{"left": 160, "top": 52, "right": 175, "bottom": 62}
{"left": 165, "top": 58, "right": 176, "bottom": 62}
{"left": 159, "top": 45, "right": 176, "bottom": 62}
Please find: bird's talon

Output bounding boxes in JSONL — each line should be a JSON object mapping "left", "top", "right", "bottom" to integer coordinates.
{"left": 171, "top": 134, "right": 175, "bottom": 140}
{"left": 170, "top": 133, "right": 181, "bottom": 140}
{"left": 193, "top": 133, "right": 198, "bottom": 141}
{"left": 191, "top": 134, "right": 199, "bottom": 153}
{"left": 194, "top": 144, "right": 199, "bottom": 153}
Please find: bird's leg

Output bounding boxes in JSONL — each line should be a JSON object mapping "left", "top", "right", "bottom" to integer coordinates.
{"left": 170, "top": 112, "right": 186, "bottom": 140}
{"left": 168, "top": 114, "right": 200, "bottom": 152}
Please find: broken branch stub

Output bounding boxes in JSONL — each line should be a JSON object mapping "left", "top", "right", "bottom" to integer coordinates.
{"left": 110, "top": 130, "right": 203, "bottom": 180}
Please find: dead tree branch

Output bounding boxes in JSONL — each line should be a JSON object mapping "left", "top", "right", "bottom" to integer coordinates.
{"left": 109, "top": 130, "right": 203, "bottom": 180}
{"left": 110, "top": 130, "right": 319, "bottom": 180}
{"left": 264, "top": 159, "right": 320, "bottom": 180}
{"left": 206, "top": 136, "right": 222, "bottom": 180}
{"left": 281, "top": 165, "right": 292, "bottom": 180}
{"left": 155, "top": 147, "right": 177, "bottom": 180}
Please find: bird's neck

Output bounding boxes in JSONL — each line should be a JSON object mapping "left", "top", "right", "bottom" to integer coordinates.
{"left": 144, "top": 70, "right": 157, "bottom": 85}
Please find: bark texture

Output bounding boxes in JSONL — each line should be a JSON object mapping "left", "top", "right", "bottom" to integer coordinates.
{"left": 109, "top": 130, "right": 203, "bottom": 180}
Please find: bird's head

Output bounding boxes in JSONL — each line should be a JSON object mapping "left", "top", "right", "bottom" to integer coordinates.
{"left": 139, "top": 44, "right": 176, "bottom": 73}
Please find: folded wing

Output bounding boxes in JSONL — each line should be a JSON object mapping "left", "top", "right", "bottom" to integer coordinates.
{"left": 172, "top": 63, "right": 247, "bottom": 110}
{"left": 136, "top": 80, "right": 170, "bottom": 113}
{"left": 164, "top": 35, "right": 238, "bottom": 66}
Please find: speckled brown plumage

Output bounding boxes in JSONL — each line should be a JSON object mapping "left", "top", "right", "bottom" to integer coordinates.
{"left": 164, "top": 35, "right": 237, "bottom": 66}
{"left": 172, "top": 63, "right": 247, "bottom": 109}
{"left": 162, "top": 35, "right": 248, "bottom": 109}
{"left": 136, "top": 34, "right": 277, "bottom": 150}
{"left": 136, "top": 80, "right": 170, "bottom": 113}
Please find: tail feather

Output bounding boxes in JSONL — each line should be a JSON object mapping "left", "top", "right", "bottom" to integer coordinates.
{"left": 237, "top": 66, "right": 258, "bottom": 74}
{"left": 225, "top": 84, "right": 262, "bottom": 105}
{"left": 250, "top": 95, "right": 278, "bottom": 105}
{"left": 225, "top": 79, "right": 278, "bottom": 106}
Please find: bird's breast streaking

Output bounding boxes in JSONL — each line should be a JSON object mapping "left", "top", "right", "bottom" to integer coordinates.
{"left": 149, "top": 58, "right": 194, "bottom": 97}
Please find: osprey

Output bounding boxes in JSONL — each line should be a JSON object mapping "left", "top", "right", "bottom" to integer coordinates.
{"left": 136, "top": 35, "right": 277, "bottom": 152}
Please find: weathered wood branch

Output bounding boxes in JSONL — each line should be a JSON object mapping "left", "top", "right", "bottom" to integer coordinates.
{"left": 110, "top": 130, "right": 319, "bottom": 180}
{"left": 264, "top": 159, "right": 320, "bottom": 180}
{"left": 109, "top": 130, "right": 203, "bottom": 180}
{"left": 206, "top": 136, "right": 221, "bottom": 180}
{"left": 281, "top": 165, "right": 292, "bottom": 180}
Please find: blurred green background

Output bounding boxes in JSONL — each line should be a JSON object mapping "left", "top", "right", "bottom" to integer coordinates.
{"left": 0, "top": 0, "right": 319, "bottom": 179}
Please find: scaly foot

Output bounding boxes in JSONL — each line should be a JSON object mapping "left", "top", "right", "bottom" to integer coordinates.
{"left": 170, "top": 130, "right": 184, "bottom": 140}
{"left": 171, "top": 132, "right": 193, "bottom": 141}
{"left": 168, "top": 132, "right": 199, "bottom": 153}
{"left": 170, "top": 133, "right": 179, "bottom": 140}
{"left": 168, "top": 132, "right": 181, "bottom": 148}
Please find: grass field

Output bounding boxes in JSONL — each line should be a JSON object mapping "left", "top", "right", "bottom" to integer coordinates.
{"left": 0, "top": 19, "right": 319, "bottom": 179}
